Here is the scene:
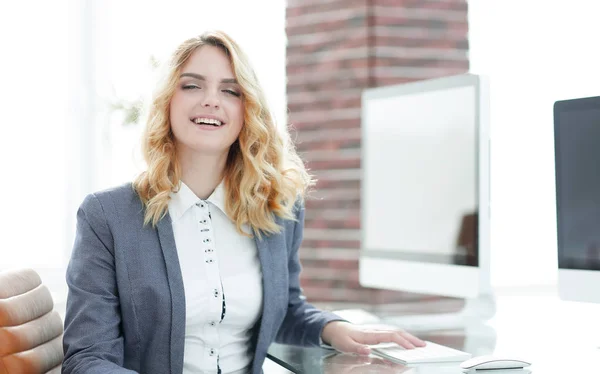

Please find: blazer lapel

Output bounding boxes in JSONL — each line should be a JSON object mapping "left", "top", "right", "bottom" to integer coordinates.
{"left": 253, "top": 234, "right": 275, "bottom": 362}
{"left": 157, "top": 214, "right": 186, "bottom": 374}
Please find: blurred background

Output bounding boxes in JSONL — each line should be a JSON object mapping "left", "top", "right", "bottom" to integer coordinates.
{"left": 1, "top": 0, "right": 599, "bottom": 312}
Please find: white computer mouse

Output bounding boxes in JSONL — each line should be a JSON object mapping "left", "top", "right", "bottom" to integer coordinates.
{"left": 460, "top": 355, "right": 531, "bottom": 370}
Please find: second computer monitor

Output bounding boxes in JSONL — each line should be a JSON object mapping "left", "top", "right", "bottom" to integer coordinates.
{"left": 554, "top": 95, "right": 600, "bottom": 304}
{"left": 359, "top": 73, "right": 492, "bottom": 301}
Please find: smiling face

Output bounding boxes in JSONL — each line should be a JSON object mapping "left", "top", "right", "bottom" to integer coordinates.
{"left": 169, "top": 45, "right": 244, "bottom": 158}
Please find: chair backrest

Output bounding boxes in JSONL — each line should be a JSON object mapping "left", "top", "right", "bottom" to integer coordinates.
{"left": 0, "top": 269, "right": 63, "bottom": 374}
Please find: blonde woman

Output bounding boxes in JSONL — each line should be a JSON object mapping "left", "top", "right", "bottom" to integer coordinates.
{"left": 62, "top": 31, "right": 424, "bottom": 374}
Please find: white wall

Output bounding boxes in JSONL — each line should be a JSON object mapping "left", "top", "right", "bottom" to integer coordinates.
{"left": 469, "top": 0, "right": 600, "bottom": 286}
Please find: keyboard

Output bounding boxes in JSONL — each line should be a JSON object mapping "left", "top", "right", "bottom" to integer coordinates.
{"left": 370, "top": 341, "right": 472, "bottom": 364}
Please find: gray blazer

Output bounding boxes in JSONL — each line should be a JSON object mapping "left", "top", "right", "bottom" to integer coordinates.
{"left": 62, "top": 184, "right": 341, "bottom": 374}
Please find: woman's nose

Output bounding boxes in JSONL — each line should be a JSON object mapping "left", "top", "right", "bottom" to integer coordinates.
{"left": 202, "top": 88, "right": 220, "bottom": 108}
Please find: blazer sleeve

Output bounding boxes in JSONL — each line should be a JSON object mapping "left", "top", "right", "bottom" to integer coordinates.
{"left": 274, "top": 202, "right": 344, "bottom": 346}
{"left": 62, "top": 194, "right": 138, "bottom": 374}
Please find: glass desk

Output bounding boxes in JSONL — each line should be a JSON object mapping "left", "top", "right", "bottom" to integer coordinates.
{"left": 267, "top": 287, "right": 600, "bottom": 373}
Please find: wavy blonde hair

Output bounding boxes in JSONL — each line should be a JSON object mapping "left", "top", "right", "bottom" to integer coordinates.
{"left": 133, "top": 30, "right": 313, "bottom": 237}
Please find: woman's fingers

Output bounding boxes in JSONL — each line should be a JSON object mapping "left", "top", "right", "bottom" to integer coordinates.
{"left": 338, "top": 337, "right": 372, "bottom": 355}
{"left": 399, "top": 330, "right": 426, "bottom": 347}
{"left": 352, "top": 329, "right": 426, "bottom": 349}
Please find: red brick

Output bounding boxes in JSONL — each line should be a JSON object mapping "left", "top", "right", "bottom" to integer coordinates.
{"left": 373, "top": 57, "right": 467, "bottom": 69}
{"left": 288, "top": 0, "right": 367, "bottom": 17}
{"left": 304, "top": 210, "right": 359, "bottom": 225}
{"left": 287, "top": 33, "right": 368, "bottom": 57}
{"left": 304, "top": 216, "right": 361, "bottom": 230}
{"left": 305, "top": 197, "right": 360, "bottom": 209}
{"left": 296, "top": 138, "right": 361, "bottom": 152}
{"left": 308, "top": 179, "right": 361, "bottom": 190}
{"left": 373, "top": 0, "right": 467, "bottom": 11}
{"left": 289, "top": 117, "right": 361, "bottom": 131}
{"left": 301, "top": 239, "right": 361, "bottom": 249}
{"left": 288, "top": 97, "right": 362, "bottom": 114}
{"left": 287, "top": 76, "right": 371, "bottom": 95}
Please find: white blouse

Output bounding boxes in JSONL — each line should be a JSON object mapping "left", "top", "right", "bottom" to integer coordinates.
{"left": 169, "top": 181, "right": 263, "bottom": 374}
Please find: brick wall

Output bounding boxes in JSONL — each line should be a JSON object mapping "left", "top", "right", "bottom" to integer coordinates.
{"left": 286, "top": 0, "right": 470, "bottom": 304}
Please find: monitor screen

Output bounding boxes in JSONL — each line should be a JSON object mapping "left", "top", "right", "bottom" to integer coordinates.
{"left": 555, "top": 97, "right": 600, "bottom": 271}
{"left": 363, "top": 83, "right": 479, "bottom": 267}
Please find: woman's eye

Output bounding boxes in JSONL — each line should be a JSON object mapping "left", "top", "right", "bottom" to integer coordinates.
{"left": 182, "top": 84, "right": 200, "bottom": 90}
{"left": 223, "top": 89, "right": 241, "bottom": 97}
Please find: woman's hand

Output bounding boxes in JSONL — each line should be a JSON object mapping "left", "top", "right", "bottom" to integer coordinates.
{"left": 321, "top": 321, "right": 426, "bottom": 356}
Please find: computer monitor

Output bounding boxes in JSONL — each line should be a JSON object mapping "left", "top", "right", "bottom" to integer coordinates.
{"left": 554, "top": 95, "right": 600, "bottom": 304}
{"left": 359, "top": 73, "right": 494, "bottom": 323}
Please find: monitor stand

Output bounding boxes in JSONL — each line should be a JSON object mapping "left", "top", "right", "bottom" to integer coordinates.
{"left": 380, "top": 293, "right": 497, "bottom": 332}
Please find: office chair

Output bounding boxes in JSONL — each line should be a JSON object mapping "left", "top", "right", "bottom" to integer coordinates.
{"left": 0, "top": 269, "right": 63, "bottom": 373}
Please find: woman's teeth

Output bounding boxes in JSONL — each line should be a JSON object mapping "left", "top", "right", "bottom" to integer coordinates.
{"left": 193, "top": 118, "right": 223, "bottom": 126}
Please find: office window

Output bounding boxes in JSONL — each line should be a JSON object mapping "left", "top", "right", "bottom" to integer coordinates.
{"left": 0, "top": 1, "right": 70, "bottom": 294}
{"left": 0, "top": 0, "right": 285, "bottom": 304}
